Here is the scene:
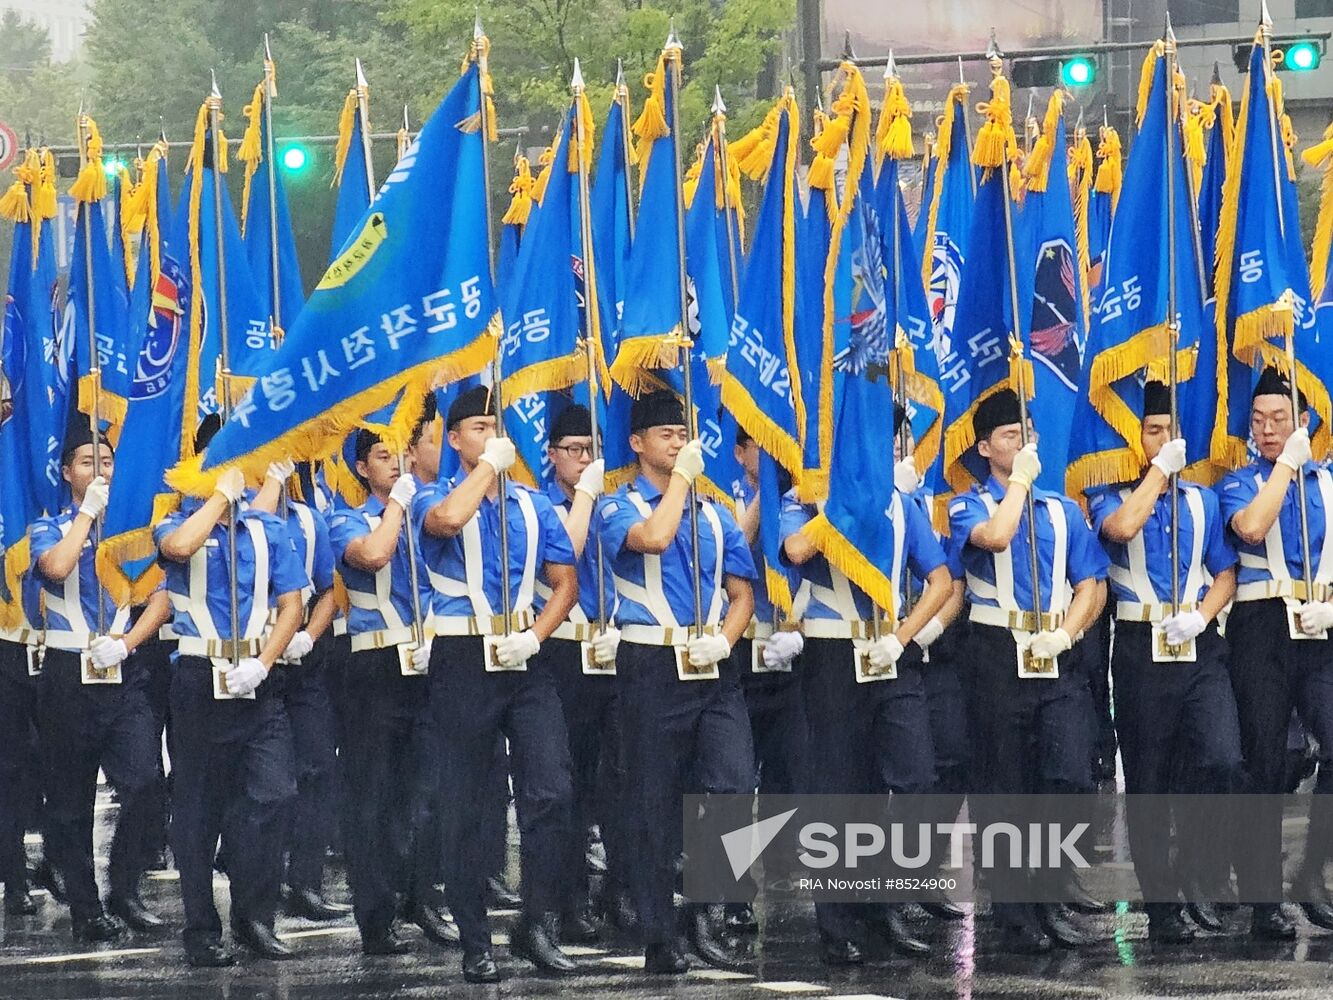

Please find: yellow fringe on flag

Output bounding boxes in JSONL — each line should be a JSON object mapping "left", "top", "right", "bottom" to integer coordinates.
{"left": 501, "top": 154, "right": 535, "bottom": 226}
{"left": 1093, "top": 125, "right": 1123, "bottom": 211}
{"left": 1135, "top": 42, "right": 1166, "bottom": 128}
{"left": 919, "top": 85, "right": 966, "bottom": 293}
{"left": 1022, "top": 90, "right": 1065, "bottom": 194}
{"left": 802, "top": 62, "right": 871, "bottom": 503}
{"left": 683, "top": 147, "right": 703, "bottom": 208}
{"left": 77, "top": 372, "right": 128, "bottom": 429}
{"left": 800, "top": 512, "right": 894, "bottom": 621}
{"left": 70, "top": 116, "right": 107, "bottom": 203}
{"left": 530, "top": 144, "right": 556, "bottom": 205}
{"left": 569, "top": 91, "right": 595, "bottom": 174}
{"left": 1211, "top": 81, "right": 1235, "bottom": 166}
{"left": 875, "top": 76, "right": 915, "bottom": 165}
{"left": 331, "top": 90, "right": 359, "bottom": 187}
{"left": 943, "top": 379, "right": 1034, "bottom": 496}
{"left": 971, "top": 72, "right": 1017, "bottom": 176}
{"left": 461, "top": 35, "right": 499, "bottom": 142}
{"left": 502, "top": 353, "right": 587, "bottom": 403}
{"left": 608, "top": 334, "right": 684, "bottom": 396}
{"left": 1, "top": 536, "right": 33, "bottom": 630}
{"left": 115, "top": 163, "right": 137, "bottom": 289}
{"left": 1304, "top": 119, "right": 1333, "bottom": 301}
{"left": 237, "top": 82, "right": 266, "bottom": 235}
{"left": 633, "top": 54, "right": 671, "bottom": 185}
{"left": 1069, "top": 127, "right": 1094, "bottom": 331}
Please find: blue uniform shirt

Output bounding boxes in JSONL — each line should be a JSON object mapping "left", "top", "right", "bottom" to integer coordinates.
{"left": 781, "top": 489, "right": 946, "bottom": 620}
{"left": 1217, "top": 458, "right": 1333, "bottom": 594}
{"left": 412, "top": 476, "right": 575, "bottom": 619}
{"left": 1089, "top": 480, "right": 1237, "bottom": 606}
{"left": 949, "top": 477, "right": 1109, "bottom": 613}
{"left": 734, "top": 479, "right": 774, "bottom": 621}
{"left": 537, "top": 480, "right": 616, "bottom": 622}
{"left": 597, "top": 474, "right": 756, "bottom": 628}
{"left": 154, "top": 502, "right": 309, "bottom": 640}
{"left": 328, "top": 495, "right": 432, "bottom": 636}
{"left": 282, "top": 500, "right": 335, "bottom": 599}
{"left": 29, "top": 508, "right": 130, "bottom": 646}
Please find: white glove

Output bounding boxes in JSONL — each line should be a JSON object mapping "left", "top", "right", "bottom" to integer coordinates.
{"left": 1150, "top": 438, "right": 1187, "bottom": 477}
{"left": 89, "top": 636, "right": 128, "bottom": 669}
{"left": 389, "top": 473, "right": 418, "bottom": 511}
{"left": 1162, "top": 609, "right": 1207, "bottom": 646}
{"left": 686, "top": 632, "right": 731, "bottom": 666}
{"left": 763, "top": 630, "right": 804, "bottom": 667}
{"left": 266, "top": 459, "right": 296, "bottom": 484}
{"left": 914, "top": 616, "right": 945, "bottom": 650}
{"left": 285, "top": 630, "right": 314, "bottom": 661}
{"left": 215, "top": 468, "right": 246, "bottom": 503}
{"left": 1297, "top": 601, "right": 1333, "bottom": 635}
{"left": 223, "top": 657, "right": 268, "bottom": 696}
{"left": 575, "top": 459, "right": 605, "bottom": 500}
{"left": 410, "top": 637, "right": 433, "bottom": 670}
{"left": 1029, "top": 627, "right": 1073, "bottom": 659}
{"left": 893, "top": 458, "right": 920, "bottom": 495}
{"left": 590, "top": 626, "right": 620, "bottom": 665}
{"left": 494, "top": 629, "right": 540, "bottom": 666}
{"left": 672, "top": 440, "right": 706, "bottom": 484}
{"left": 1009, "top": 443, "right": 1042, "bottom": 490}
{"left": 479, "top": 436, "right": 517, "bottom": 475}
{"left": 867, "top": 634, "right": 905, "bottom": 669}
{"left": 79, "top": 476, "right": 110, "bottom": 519}
{"left": 1278, "top": 427, "right": 1313, "bottom": 472}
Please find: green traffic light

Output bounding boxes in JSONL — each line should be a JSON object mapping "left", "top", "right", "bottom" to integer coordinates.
{"left": 1061, "top": 57, "right": 1096, "bottom": 87}
{"left": 1286, "top": 41, "right": 1320, "bottom": 72}
{"left": 281, "top": 145, "right": 309, "bottom": 171}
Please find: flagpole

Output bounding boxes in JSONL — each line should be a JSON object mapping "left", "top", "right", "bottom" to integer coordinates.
{"left": 989, "top": 47, "right": 1048, "bottom": 649}
{"left": 958, "top": 58, "right": 977, "bottom": 196}
{"left": 1164, "top": 20, "right": 1183, "bottom": 617}
{"left": 261, "top": 38, "right": 292, "bottom": 527}
{"left": 616, "top": 60, "right": 636, "bottom": 240}
{"left": 1258, "top": 4, "right": 1314, "bottom": 599}
{"left": 711, "top": 87, "right": 742, "bottom": 312}
{"left": 569, "top": 63, "right": 610, "bottom": 634}
{"left": 208, "top": 73, "right": 242, "bottom": 669}
{"left": 473, "top": 17, "right": 514, "bottom": 634}
{"left": 75, "top": 105, "right": 107, "bottom": 637}
{"left": 664, "top": 25, "right": 707, "bottom": 635}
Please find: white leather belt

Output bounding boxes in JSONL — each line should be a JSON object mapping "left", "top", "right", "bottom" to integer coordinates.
{"left": 177, "top": 636, "right": 265, "bottom": 659}
{"left": 350, "top": 625, "right": 418, "bottom": 652}
{"left": 0, "top": 625, "right": 38, "bottom": 646}
{"left": 432, "top": 611, "right": 535, "bottom": 637}
{"left": 552, "top": 621, "right": 597, "bottom": 642}
{"left": 801, "top": 618, "right": 881, "bottom": 640}
{"left": 621, "top": 624, "right": 719, "bottom": 646}
{"left": 158, "top": 624, "right": 178, "bottom": 641}
{"left": 1116, "top": 600, "right": 1197, "bottom": 623}
{"left": 1235, "top": 580, "right": 1332, "bottom": 603}
{"left": 742, "top": 621, "right": 775, "bottom": 641}
{"left": 43, "top": 630, "right": 124, "bottom": 652}
{"left": 332, "top": 617, "right": 347, "bottom": 637}
{"left": 969, "top": 605, "right": 1065, "bottom": 633}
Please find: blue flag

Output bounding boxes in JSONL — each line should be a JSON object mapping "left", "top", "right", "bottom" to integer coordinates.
{"left": 1198, "top": 84, "right": 1232, "bottom": 299}
{"left": 1066, "top": 46, "right": 1206, "bottom": 496}
{"left": 1018, "top": 100, "right": 1090, "bottom": 491}
{"left": 68, "top": 193, "right": 134, "bottom": 434}
{"left": 1212, "top": 37, "right": 1333, "bottom": 466}
{"left": 912, "top": 142, "right": 937, "bottom": 262}
{"left": 241, "top": 97, "right": 305, "bottom": 334}
{"left": 331, "top": 90, "right": 374, "bottom": 263}
{"left": 173, "top": 63, "right": 497, "bottom": 494}
{"left": 1087, "top": 126, "right": 1122, "bottom": 291}
{"left": 796, "top": 159, "right": 835, "bottom": 493}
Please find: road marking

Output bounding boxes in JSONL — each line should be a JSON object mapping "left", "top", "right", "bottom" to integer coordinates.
{"left": 755, "top": 983, "right": 829, "bottom": 994}
{"left": 18, "top": 947, "right": 161, "bottom": 965}
{"left": 562, "top": 945, "right": 607, "bottom": 956}
{"left": 690, "top": 968, "right": 754, "bottom": 981}
{"left": 600, "top": 955, "right": 646, "bottom": 968}
{"left": 278, "top": 927, "right": 358, "bottom": 941}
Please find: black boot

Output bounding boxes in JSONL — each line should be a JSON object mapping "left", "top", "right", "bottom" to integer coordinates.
{"left": 601, "top": 885, "right": 638, "bottom": 934}
{"left": 72, "top": 910, "right": 121, "bottom": 943}
{"left": 1185, "top": 899, "right": 1224, "bottom": 932}
{"left": 512, "top": 912, "right": 577, "bottom": 974}
{"left": 820, "top": 935, "right": 863, "bottom": 965}
{"left": 865, "top": 905, "right": 931, "bottom": 957}
{"left": 1039, "top": 903, "right": 1088, "bottom": 948}
{"left": 361, "top": 925, "right": 411, "bottom": 955}
{"left": 1148, "top": 908, "right": 1196, "bottom": 944}
{"left": 185, "top": 941, "right": 236, "bottom": 967}
{"left": 644, "top": 941, "right": 689, "bottom": 974}
{"left": 32, "top": 860, "right": 66, "bottom": 903}
{"left": 1250, "top": 903, "right": 1297, "bottom": 940}
{"left": 410, "top": 902, "right": 460, "bottom": 945}
{"left": 286, "top": 886, "right": 352, "bottom": 921}
{"left": 999, "top": 922, "right": 1052, "bottom": 955}
{"left": 688, "top": 903, "right": 744, "bottom": 968}
{"left": 725, "top": 902, "right": 758, "bottom": 932}
{"left": 107, "top": 892, "right": 165, "bottom": 931}
{"left": 1293, "top": 867, "right": 1333, "bottom": 930}
{"left": 232, "top": 918, "right": 295, "bottom": 959}
{"left": 486, "top": 875, "right": 521, "bottom": 909}
{"left": 1062, "top": 872, "right": 1111, "bottom": 914}
{"left": 4, "top": 887, "right": 37, "bottom": 916}
{"left": 919, "top": 887, "right": 965, "bottom": 921}
{"left": 560, "top": 904, "right": 600, "bottom": 943}
{"left": 462, "top": 949, "right": 501, "bottom": 983}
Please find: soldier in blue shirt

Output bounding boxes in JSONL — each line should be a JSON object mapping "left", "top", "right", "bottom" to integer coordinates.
{"left": 781, "top": 405, "right": 954, "bottom": 964}
{"left": 596, "top": 391, "right": 757, "bottom": 974}
{"left": 28, "top": 422, "right": 169, "bottom": 942}
{"left": 530, "top": 404, "right": 626, "bottom": 942}
{"left": 328, "top": 429, "right": 434, "bottom": 955}
{"left": 154, "top": 416, "right": 309, "bottom": 967}
{"left": 252, "top": 461, "right": 346, "bottom": 924}
{"left": 1217, "top": 367, "right": 1333, "bottom": 939}
{"left": 948, "top": 389, "right": 1109, "bottom": 955}
{"left": 1088, "top": 381, "right": 1243, "bottom": 943}
{"left": 412, "top": 385, "right": 579, "bottom": 983}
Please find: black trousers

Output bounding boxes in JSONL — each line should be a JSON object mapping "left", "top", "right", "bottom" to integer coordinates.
{"left": 800, "top": 636, "right": 935, "bottom": 940}
{"left": 1227, "top": 599, "right": 1333, "bottom": 902}
{"left": 429, "top": 636, "right": 573, "bottom": 955}
{"left": 38, "top": 649, "right": 157, "bottom": 921}
{"left": 540, "top": 637, "right": 623, "bottom": 908}
{"left": 0, "top": 640, "right": 40, "bottom": 893}
{"left": 963, "top": 623, "right": 1095, "bottom": 930}
{"left": 616, "top": 641, "right": 755, "bottom": 945}
{"left": 169, "top": 656, "right": 296, "bottom": 949}
{"left": 280, "top": 637, "right": 339, "bottom": 893}
{"left": 921, "top": 627, "right": 971, "bottom": 871}
{"left": 340, "top": 646, "right": 430, "bottom": 937}
{"left": 135, "top": 637, "right": 175, "bottom": 866}
{"left": 1112, "top": 621, "right": 1242, "bottom": 913}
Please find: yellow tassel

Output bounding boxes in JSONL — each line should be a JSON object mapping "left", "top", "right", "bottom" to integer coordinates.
{"left": 1183, "top": 98, "right": 1207, "bottom": 194}
{"left": 972, "top": 72, "right": 1018, "bottom": 175}
{"left": 807, "top": 153, "right": 834, "bottom": 191}
{"left": 632, "top": 54, "right": 671, "bottom": 183}
{"left": 237, "top": 82, "right": 265, "bottom": 235}
{"left": 682, "top": 145, "right": 703, "bottom": 208}
{"left": 569, "top": 91, "right": 595, "bottom": 174}
{"left": 331, "top": 90, "right": 359, "bottom": 187}
{"left": 1135, "top": 42, "right": 1166, "bottom": 128}
{"left": 530, "top": 144, "right": 556, "bottom": 205}
{"left": 1093, "top": 125, "right": 1123, "bottom": 211}
{"left": 500, "top": 154, "right": 535, "bottom": 227}
{"left": 874, "top": 77, "right": 915, "bottom": 164}
{"left": 1305, "top": 120, "right": 1333, "bottom": 300}
{"left": 1211, "top": 82, "right": 1235, "bottom": 164}
{"left": 0, "top": 179, "right": 28, "bottom": 222}
{"left": 33, "top": 149, "right": 57, "bottom": 220}
{"left": 1022, "top": 91, "right": 1064, "bottom": 194}
{"left": 70, "top": 115, "right": 108, "bottom": 204}
{"left": 115, "top": 163, "right": 137, "bottom": 288}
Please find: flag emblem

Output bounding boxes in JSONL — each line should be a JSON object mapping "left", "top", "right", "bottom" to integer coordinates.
{"left": 1030, "top": 237, "right": 1082, "bottom": 391}
{"left": 928, "top": 233, "right": 963, "bottom": 339}
{"left": 133, "top": 260, "right": 187, "bottom": 401}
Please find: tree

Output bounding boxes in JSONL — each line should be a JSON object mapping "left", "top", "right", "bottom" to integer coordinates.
{"left": 0, "top": 11, "right": 52, "bottom": 75}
